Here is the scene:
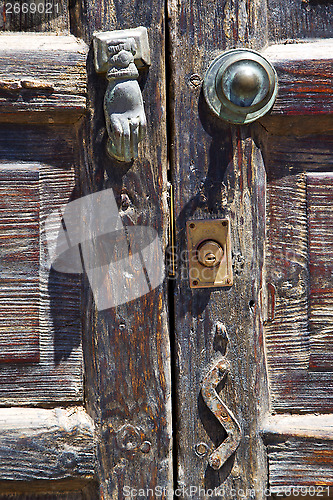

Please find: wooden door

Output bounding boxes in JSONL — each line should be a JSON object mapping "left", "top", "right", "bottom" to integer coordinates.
{"left": 169, "top": 0, "right": 333, "bottom": 497}
{"left": 0, "top": 0, "right": 332, "bottom": 499}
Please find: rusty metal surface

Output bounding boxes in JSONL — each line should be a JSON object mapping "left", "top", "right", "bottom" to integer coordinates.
{"left": 201, "top": 359, "right": 242, "bottom": 470}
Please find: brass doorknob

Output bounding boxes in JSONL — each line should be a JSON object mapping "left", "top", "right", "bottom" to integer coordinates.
{"left": 203, "top": 48, "right": 278, "bottom": 124}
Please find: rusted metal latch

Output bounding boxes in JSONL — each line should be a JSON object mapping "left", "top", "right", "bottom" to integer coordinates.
{"left": 201, "top": 359, "right": 242, "bottom": 469}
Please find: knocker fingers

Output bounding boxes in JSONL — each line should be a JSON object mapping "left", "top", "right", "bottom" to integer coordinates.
{"left": 130, "top": 118, "right": 140, "bottom": 159}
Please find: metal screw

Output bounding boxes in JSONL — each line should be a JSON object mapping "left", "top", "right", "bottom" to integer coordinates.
{"left": 222, "top": 220, "right": 228, "bottom": 227}
{"left": 192, "top": 280, "right": 199, "bottom": 286}
{"left": 226, "top": 278, "right": 232, "bottom": 285}
{"left": 195, "top": 442, "right": 209, "bottom": 457}
{"left": 210, "top": 456, "right": 221, "bottom": 470}
{"left": 140, "top": 441, "right": 152, "bottom": 454}
{"left": 189, "top": 222, "right": 196, "bottom": 229}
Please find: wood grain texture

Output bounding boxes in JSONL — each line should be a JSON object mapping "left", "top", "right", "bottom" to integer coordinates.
{"left": 0, "top": 164, "right": 40, "bottom": 364}
{"left": 168, "top": 0, "right": 270, "bottom": 496}
{"left": 263, "top": 414, "right": 333, "bottom": 489}
{"left": 268, "top": 0, "right": 333, "bottom": 43}
{"left": 263, "top": 136, "right": 333, "bottom": 412}
{"left": 69, "top": 2, "right": 172, "bottom": 499}
{"left": 0, "top": 490, "right": 95, "bottom": 500}
{"left": 264, "top": 174, "right": 310, "bottom": 370}
{"left": 307, "top": 173, "right": 333, "bottom": 370}
{"left": 263, "top": 413, "right": 333, "bottom": 441}
{"left": 263, "top": 40, "right": 333, "bottom": 117}
{"left": 0, "top": 0, "right": 69, "bottom": 33}
{"left": 0, "top": 162, "right": 83, "bottom": 405}
{"left": 0, "top": 125, "right": 79, "bottom": 166}
{"left": 0, "top": 34, "right": 87, "bottom": 122}
{"left": 267, "top": 440, "right": 333, "bottom": 488}
{"left": 0, "top": 407, "right": 95, "bottom": 482}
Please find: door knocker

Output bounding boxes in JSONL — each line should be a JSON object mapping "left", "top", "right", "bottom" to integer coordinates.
{"left": 93, "top": 27, "right": 150, "bottom": 162}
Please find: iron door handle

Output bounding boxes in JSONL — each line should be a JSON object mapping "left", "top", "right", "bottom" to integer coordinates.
{"left": 201, "top": 359, "right": 242, "bottom": 469}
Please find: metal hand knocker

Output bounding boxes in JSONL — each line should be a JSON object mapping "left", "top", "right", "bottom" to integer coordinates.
{"left": 201, "top": 358, "right": 242, "bottom": 470}
{"left": 93, "top": 27, "right": 150, "bottom": 162}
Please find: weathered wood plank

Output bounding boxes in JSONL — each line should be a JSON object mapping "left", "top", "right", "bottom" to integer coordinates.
{"left": 307, "top": 173, "right": 333, "bottom": 370}
{"left": 0, "top": 34, "right": 87, "bottom": 122}
{"left": 0, "top": 488, "right": 95, "bottom": 499}
{"left": 0, "top": 125, "right": 78, "bottom": 165}
{"left": 0, "top": 164, "right": 40, "bottom": 364}
{"left": 264, "top": 134, "right": 333, "bottom": 180}
{"left": 263, "top": 414, "right": 333, "bottom": 441}
{"left": 263, "top": 40, "right": 333, "bottom": 117}
{"left": 0, "top": 0, "right": 69, "bottom": 33}
{"left": 267, "top": 440, "right": 333, "bottom": 489}
{"left": 0, "top": 407, "right": 95, "bottom": 483}
{"left": 0, "top": 162, "right": 83, "bottom": 405}
{"left": 268, "top": 0, "right": 333, "bottom": 43}
{"left": 68, "top": 2, "right": 172, "bottom": 499}
{"left": 264, "top": 174, "right": 310, "bottom": 373}
{"left": 264, "top": 414, "right": 333, "bottom": 490}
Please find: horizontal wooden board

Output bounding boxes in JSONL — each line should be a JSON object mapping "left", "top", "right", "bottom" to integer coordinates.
{"left": 264, "top": 414, "right": 333, "bottom": 491}
{"left": 0, "top": 34, "right": 87, "bottom": 121}
{"left": 0, "top": 162, "right": 83, "bottom": 405}
{"left": 0, "top": 125, "right": 78, "bottom": 166}
{"left": 267, "top": 439, "right": 333, "bottom": 488}
{"left": 263, "top": 413, "right": 333, "bottom": 441}
{"left": 307, "top": 173, "right": 333, "bottom": 370}
{"left": 0, "top": 165, "right": 40, "bottom": 364}
{"left": 263, "top": 40, "right": 333, "bottom": 116}
{"left": 0, "top": 487, "right": 97, "bottom": 498}
{"left": 264, "top": 134, "right": 333, "bottom": 181}
{"left": 0, "top": 407, "right": 95, "bottom": 482}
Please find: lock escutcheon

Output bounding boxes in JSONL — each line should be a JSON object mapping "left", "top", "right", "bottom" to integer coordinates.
{"left": 186, "top": 219, "right": 233, "bottom": 288}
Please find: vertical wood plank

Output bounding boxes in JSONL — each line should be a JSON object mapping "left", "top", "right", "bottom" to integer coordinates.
{"left": 70, "top": 2, "right": 172, "bottom": 499}
{"left": 168, "top": 0, "right": 270, "bottom": 496}
{"left": 307, "top": 173, "right": 333, "bottom": 370}
{"left": 267, "top": 0, "right": 333, "bottom": 43}
{"left": 0, "top": 165, "right": 40, "bottom": 364}
{"left": 264, "top": 174, "right": 310, "bottom": 373}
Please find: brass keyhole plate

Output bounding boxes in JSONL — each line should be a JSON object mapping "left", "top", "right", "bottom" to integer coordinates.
{"left": 186, "top": 219, "right": 233, "bottom": 288}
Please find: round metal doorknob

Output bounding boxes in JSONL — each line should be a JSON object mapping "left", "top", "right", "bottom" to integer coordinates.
{"left": 203, "top": 48, "right": 278, "bottom": 124}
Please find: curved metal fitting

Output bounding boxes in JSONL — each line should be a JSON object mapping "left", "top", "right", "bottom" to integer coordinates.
{"left": 203, "top": 48, "right": 278, "bottom": 124}
{"left": 201, "top": 359, "right": 242, "bottom": 470}
{"left": 93, "top": 27, "right": 150, "bottom": 162}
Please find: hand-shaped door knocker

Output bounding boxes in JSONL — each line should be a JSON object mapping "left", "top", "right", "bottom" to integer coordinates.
{"left": 93, "top": 27, "right": 150, "bottom": 162}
